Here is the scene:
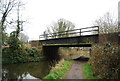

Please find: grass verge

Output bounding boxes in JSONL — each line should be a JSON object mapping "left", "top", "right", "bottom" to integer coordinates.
{"left": 43, "top": 60, "right": 73, "bottom": 80}
{"left": 83, "top": 63, "right": 98, "bottom": 81}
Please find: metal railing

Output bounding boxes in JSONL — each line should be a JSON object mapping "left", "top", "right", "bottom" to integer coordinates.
{"left": 39, "top": 26, "right": 99, "bottom": 40}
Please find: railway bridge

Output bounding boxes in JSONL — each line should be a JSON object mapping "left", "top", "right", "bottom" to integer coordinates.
{"left": 39, "top": 26, "right": 99, "bottom": 59}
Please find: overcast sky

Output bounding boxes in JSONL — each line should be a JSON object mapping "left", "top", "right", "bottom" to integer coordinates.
{"left": 12, "top": 0, "right": 120, "bottom": 40}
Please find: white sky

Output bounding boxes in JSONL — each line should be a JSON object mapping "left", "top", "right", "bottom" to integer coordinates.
{"left": 7, "top": 0, "right": 120, "bottom": 40}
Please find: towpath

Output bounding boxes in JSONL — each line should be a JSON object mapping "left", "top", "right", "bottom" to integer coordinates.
{"left": 64, "top": 61, "right": 86, "bottom": 79}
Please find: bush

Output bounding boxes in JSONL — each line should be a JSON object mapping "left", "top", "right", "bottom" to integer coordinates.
{"left": 25, "top": 47, "right": 40, "bottom": 57}
{"left": 6, "top": 31, "right": 27, "bottom": 63}
{"left": 89, "top": 44, "right": 120, "bottom": 79}
{"left": 2, "top": 31, "right": 43, "bottom": 64}
{"left": 2, "top": 47, "right": 10, "bottom": 58}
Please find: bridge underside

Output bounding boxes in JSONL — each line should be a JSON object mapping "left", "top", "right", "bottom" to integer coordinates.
{"left": 39, "top": 34, "right": 99, "bottom": 46}
{"left": 40, "top": 34, "right": 99, "bottom": 60}
{"left": 42, "top": 43, "right": 92, "bottom": 47}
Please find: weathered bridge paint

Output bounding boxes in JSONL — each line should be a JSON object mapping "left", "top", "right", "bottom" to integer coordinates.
{"left": 42, "top": 43, "right": 92, "bottom": 47}
{"left": 39, "top": 34, "right": 99, "bottom": 45}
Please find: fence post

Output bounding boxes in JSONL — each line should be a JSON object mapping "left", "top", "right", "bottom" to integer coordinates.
{"left": 80, "top": 29, "right": 81, "bottom": 36}
{"left": 67, "top": 31, "right": 69, "bottom": 37}
{"left": 98, "top": 26, "right": 99, "bottom": 34}
{"left": 39, "top": 35, "right": 40, "bottom": 40}
{"left": 55, "top": 33, "right": 56, "bottom": 38}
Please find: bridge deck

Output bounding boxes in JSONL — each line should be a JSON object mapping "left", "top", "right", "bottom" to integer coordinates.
{"left": 40, "top": 34, "right": 99, "bottom": 45}
{"left": 39, "top": 26, "right": 99, "bottom": 46}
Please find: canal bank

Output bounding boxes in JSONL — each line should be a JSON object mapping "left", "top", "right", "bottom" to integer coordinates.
{"left": 2, "top": 58, "right": 97, "bottom": 81}
{"left": 43, "top": 59, "right": 73, "bottom": 80}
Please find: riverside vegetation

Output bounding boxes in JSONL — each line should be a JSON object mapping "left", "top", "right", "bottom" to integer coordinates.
{"left": 89, "top": 44, "right": 120, "bottom": 79}
{"left": 83, "top": 44, "right": 119, "bottom": 80}
{"left": 2, "top": 31, "right": 43, "bottom": 64}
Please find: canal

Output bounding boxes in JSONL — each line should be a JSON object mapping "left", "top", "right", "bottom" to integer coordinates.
{"left": 2, "top": 61, "right": 56, "bottom": 80}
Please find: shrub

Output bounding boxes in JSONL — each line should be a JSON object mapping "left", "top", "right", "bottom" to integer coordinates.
{"left": 89, "top": 44, "right": 120, "bottom": 79}
{"left": 3, "top": 31, "right": 28, "bottom": 63}
{"left": 2, "top": 31, "right": 42, "bottom": 64}
{"left": 25, "top": 47, "right": 40, "bottom": 57}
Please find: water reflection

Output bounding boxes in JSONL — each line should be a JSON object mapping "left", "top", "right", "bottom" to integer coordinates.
{"left": 20, "top": 73, "right": 38, "bottom": 79}
{"left": 2, "top": 61, "right": 54, "bottom": 81}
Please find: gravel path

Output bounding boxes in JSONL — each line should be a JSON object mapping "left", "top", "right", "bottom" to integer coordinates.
{"left": 64, "top": 61, "right": 86, "bottom": 79}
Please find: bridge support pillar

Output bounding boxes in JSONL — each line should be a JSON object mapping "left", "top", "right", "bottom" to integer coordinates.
{"left": 42, "top": 46, "right": 60, "bottom": 60}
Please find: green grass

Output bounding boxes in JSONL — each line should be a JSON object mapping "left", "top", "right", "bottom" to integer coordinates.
{"left": 43, "top": 60, "right": 73, "bottom": 80}
{"left": 83, "top": 63, "right": 98, "bottom": 81}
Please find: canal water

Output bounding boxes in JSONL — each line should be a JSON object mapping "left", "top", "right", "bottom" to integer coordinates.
{"left": 2, "top": 61, "right": 56, "bottom": 81}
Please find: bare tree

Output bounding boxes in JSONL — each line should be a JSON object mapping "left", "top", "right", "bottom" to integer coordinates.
{"left": 93, "top": 12, "right": 118, "bottom": 34}
{"left": 45, "top": 18, "right": 75, "bottom": 38}
{"left": 0, "top": 0, "right": 25, "bottom": 32}
{"left": 16, "top": 1, "right": 25, "bottom": 38}
{"left": 0, "top": 0, "right": 25, "bottom": 44}
{"left": 0, "top": 0, "right": 18, "bottom": 31}
{"left": 0, "top": 0, "right": 18, "bottom": 45}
